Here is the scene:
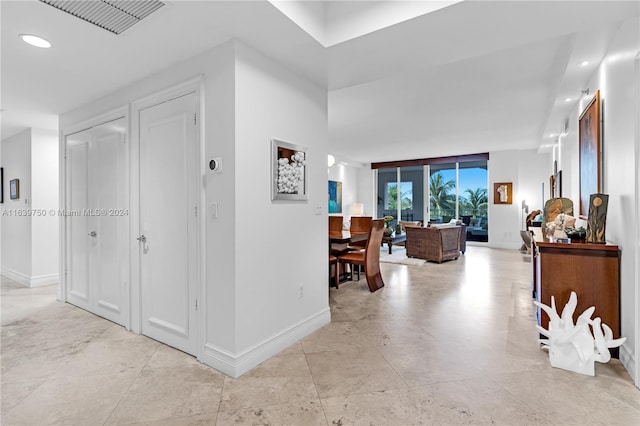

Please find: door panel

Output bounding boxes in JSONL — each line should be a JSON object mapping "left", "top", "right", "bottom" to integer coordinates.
{"left": 139, "top": 93, "right": 197, "bottom": 355}
{"left": 67, "top": 133, "right": 91, "bottom": 307}
{"left": 65, "top": 118, "right": 127, "bottom": 326}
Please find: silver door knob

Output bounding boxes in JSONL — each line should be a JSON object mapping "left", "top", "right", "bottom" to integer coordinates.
{"left": 88, "top": 231, "right": 97, "bottom": 237}
{"left": 137, "top": 235, "right": 147, "bottom": 243}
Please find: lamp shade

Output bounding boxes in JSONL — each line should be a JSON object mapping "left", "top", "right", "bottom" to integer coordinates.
{"left": 327, "top": 154, "right": 336, "bottom": 167}
{"left": 351, "top": 203, "right": 364, "bottom": 216}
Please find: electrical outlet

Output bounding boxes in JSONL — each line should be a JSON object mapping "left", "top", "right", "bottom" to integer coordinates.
{"left": 314, "top": 203, "right": 323, "bottom": 215}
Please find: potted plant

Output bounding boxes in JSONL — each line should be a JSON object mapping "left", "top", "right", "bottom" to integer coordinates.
{"left": 383, "top": 215, "right": 394, "bottom": 237}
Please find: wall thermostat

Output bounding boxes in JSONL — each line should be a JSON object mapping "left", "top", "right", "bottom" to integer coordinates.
{"left": 209, "top": 157, "right": 222, "bottom": 172}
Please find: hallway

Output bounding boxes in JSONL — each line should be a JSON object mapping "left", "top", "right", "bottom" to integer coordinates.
{"left": 1, "top": 246, "right": 638, "bottom": 425}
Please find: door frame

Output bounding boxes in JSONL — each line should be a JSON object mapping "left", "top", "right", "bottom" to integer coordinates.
{"left": 59, "top": 106, "right": 130, "bottom": 330}
{"left": 130, "top": 77, "right": 204, "bottom": 359}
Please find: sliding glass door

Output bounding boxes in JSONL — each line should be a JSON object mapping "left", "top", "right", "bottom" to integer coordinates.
{"left": 376, "top": 158, "right": 488, "bottom": 242}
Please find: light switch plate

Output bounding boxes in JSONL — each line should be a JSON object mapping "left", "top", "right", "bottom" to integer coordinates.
{"left": 314, "top": 203, "right": 323, "bottom": 215}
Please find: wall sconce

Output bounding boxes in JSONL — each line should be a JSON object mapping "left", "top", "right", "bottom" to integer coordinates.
{"left": 351, "top": 203, "right": 364, "bottom": 216}
{"left": 327, "top": 154, "right": 335, "bottom": 167}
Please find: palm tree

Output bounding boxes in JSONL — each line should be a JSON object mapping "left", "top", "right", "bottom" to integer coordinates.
{"left": 460, "top": 187, "right": 488, "bottom": 216}
{"left": 429, "top": 173, "right": 455, "bottom": 217}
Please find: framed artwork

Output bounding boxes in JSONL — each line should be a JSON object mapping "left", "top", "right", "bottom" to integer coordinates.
{"left": 10, "top": 178, "right": 19, "bottom": 200}
{"left": 555, "top": 170, "right": 563, "bottom": 198}
{"left": 328, "top": 180, "right": 342, "bottom": 213}
{"left": 578, "top": 89, "right": 600, "bottom": 217}
{"left": 271, "top": 139, "right": 308, "bottom": 201}
{"left": 493, "top": 182, "right": 512, "bottom": 204}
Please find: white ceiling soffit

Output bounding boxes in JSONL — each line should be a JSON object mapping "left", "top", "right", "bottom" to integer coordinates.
{"left": 38, "top": 0, "right": 165, "bottom": 35}
{"left": 269, "top": 0, "right": 462, "bottom": 47}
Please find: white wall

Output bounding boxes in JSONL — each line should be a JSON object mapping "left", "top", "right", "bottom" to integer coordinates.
{"left": 30, "top": 128, "right": 59, "bottom": 282}
{"left": 1, "top": 129, "right": 33, "bottom": 280}
{"left": 60, "top": 39, "right": 330, "bottom": 377}
{"left": 234, "top": 41, "right": 329, "bottom": 355}
{"left": 328, "top": 163, "right": 362, "bottom": 219}
{"left": 488, "top": 149, "right": 549, "bottom": 249}
{"left": 559, "top": 18, "right": 639, "bottom": 385}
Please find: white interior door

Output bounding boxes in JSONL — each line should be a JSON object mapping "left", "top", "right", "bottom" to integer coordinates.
{"left": 65, "top": 118, "right": 128, "bottom": 326}
{"left": 139, "top": 92, "right": 198, "bottom": 355}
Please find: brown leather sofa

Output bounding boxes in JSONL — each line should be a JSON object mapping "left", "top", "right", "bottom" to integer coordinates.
{"left": 405, "top": 225, "right": 462, "bottom": 263}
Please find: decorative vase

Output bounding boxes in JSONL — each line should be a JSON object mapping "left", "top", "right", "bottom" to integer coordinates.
{"left": 395, "top": 223, "right": 403, "bottom": 234}
{"left": 383, "top": 227, "right": 393, "bottom": 237}
{"left": 586, "top": 193, "right": 608, "bottom": 244}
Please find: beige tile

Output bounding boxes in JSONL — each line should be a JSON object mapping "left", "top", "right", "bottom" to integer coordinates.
{"left": 275, "top": 341, "right": 304, "bottom": 357}
{"left": 378, "top": 341, "right": 484, "bottom": 386}
{"left": 145, "top": 343, "right": 199, "bottom": 369}
{"left": 219, "top": 354, "right": 318, "bottom": 412}
{"left": 127, "top": 414, "right": 217, "bottom": 426}
{"left": 53, "top": 335, "right": 160, "bottom": 378}
{"left": 106, "top": 364, "right": 225, "bottom": 425}
{"left": 0, "top": 380, "right": 43, "bottom": 414}
{"left": 306, "top": 349, "right": 407, "bottom": 398}
{"left": 1, "top": 372, "right": 137, "bottom": 425}
{"left": 412, "top": 378, "right": 553, "bottom": 425}
{"left": 301, "top": 321, "right": 375, "bottom": 354}
{"left": 320, "top": 387, "right": 435, "bottom": 426}
{"left": 217, "top": 399, "right": 326, "bottom": 426}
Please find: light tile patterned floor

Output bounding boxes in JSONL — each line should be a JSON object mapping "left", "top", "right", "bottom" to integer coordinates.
{"left": 1, "top": 246, "right": 638, "bottom": 425}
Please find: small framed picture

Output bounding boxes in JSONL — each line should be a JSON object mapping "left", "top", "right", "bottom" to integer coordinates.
{"left": 10, "top": 179, "right": 19, "bottom": 200}
{"left": 271, "top": 139, "right": 308, "bottom": 201}
{"left": 493, "top": 182, "right": 512, "bottom": 204}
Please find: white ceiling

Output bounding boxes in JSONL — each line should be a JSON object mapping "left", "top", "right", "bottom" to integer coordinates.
{"left": 1, "top": 1, "right": 638, "bottom": 164}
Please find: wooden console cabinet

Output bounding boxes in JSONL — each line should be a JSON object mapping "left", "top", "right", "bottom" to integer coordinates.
{"left": 531, "top": 230, "right": 620, "bottom": 356}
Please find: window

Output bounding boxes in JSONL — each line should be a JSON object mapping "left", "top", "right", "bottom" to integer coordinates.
{"left": 385, "top": 182, "right": 413, "bottom": 210}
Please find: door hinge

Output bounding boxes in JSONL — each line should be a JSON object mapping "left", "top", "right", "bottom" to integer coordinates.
{"left": 195, "top": 298, "right": 198, "bottom": 311}
{"left": 195, "top": 206, "right": 198, "bottom": 217}
{"left": 193, "top": 113, "right": 197, "bottom": 125}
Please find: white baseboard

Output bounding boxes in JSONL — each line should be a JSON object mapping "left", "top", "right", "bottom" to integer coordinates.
{"left": 200, "top": 307, "right": 331, "bottom": 378}
{"left": 620, "top": 342, "right": 638, "bottom": 388}
{"left": 1, "top": 267, "right": 58, "bottom": 288}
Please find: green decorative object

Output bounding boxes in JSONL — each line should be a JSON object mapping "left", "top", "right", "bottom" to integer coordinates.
{"left": 586, "top": 193, "right": 608, "bottom": 244}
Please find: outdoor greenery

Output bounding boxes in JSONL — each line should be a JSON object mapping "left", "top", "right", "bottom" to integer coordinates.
{"left": 386, "top": 182, "right": 413, "bottom": 210}
{"left": 429, "top": 172, "right": 488, "bottom": 219}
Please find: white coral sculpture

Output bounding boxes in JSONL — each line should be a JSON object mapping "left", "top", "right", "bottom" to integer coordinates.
{"left": 534, "top": 291, "right": 626, "bottom": 376}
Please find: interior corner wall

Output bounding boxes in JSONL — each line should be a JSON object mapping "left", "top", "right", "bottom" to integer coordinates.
{"left": 488, "top": 149, "right": 549, "bottom": 249}
{"left": 233, "top": 41, "right": 329, "bottom": 366}
{"left": 1, "top": 129, "right": 33, "bottom": 283}
{"left": 559, "top": 17, "right": 639, "bottom": 386}
{"left": 328, "top": 163, "right": 361, "bottom": 219}
{"left": 30, "top": 128, "right": 59, "bottom": 283}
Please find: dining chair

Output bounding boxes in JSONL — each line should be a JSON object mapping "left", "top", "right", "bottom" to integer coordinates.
{"left": 329, "top": 215, "right": 344, "bottom": 233}
{"left": 338, "top": 219, "right": 385, "bottom": 292}
{"left": 329, "top": 255, "right": 339, "bottom": 289}
{"left": 348, "top": 216, "right": 372, "bottom": 249}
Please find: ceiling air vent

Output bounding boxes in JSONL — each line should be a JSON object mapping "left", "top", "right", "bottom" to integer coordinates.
{"left": 39, "top": 0, "right": 165, "bottom": 35}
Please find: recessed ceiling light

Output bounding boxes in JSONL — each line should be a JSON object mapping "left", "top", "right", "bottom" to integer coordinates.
{"left": 564, "top": 97, "right": 572, "bottom": 102}
{"left": 580, "top": 61, "right": 589, "bottom": 66}
{"left": 19, "top": 34, "right": 51, "bottom": 48}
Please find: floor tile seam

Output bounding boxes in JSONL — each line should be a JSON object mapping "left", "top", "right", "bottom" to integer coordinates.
{"left": 318, "top": 380, "right": 411, "bottom": 401}
{"left": 102, "top": 346, "right": 162, "bottom": 426}
{"left": 303, "top": 352, "right": 333, "bottom": 426}
{"left": 0, "top": 378, "right": 49, "bottom": 420}
{"left": 481, "top": 373, "right": 567, "bottom": 425}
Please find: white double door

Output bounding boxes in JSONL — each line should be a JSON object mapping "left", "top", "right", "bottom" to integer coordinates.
{"left": 138, "top": 92, "right": 199, "bottom": 355}
{"left": 66, "top": 91, "right": 199, "bottom": 355}
{"left": 66, "top": 117, "right": 128, "bottom": 326}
